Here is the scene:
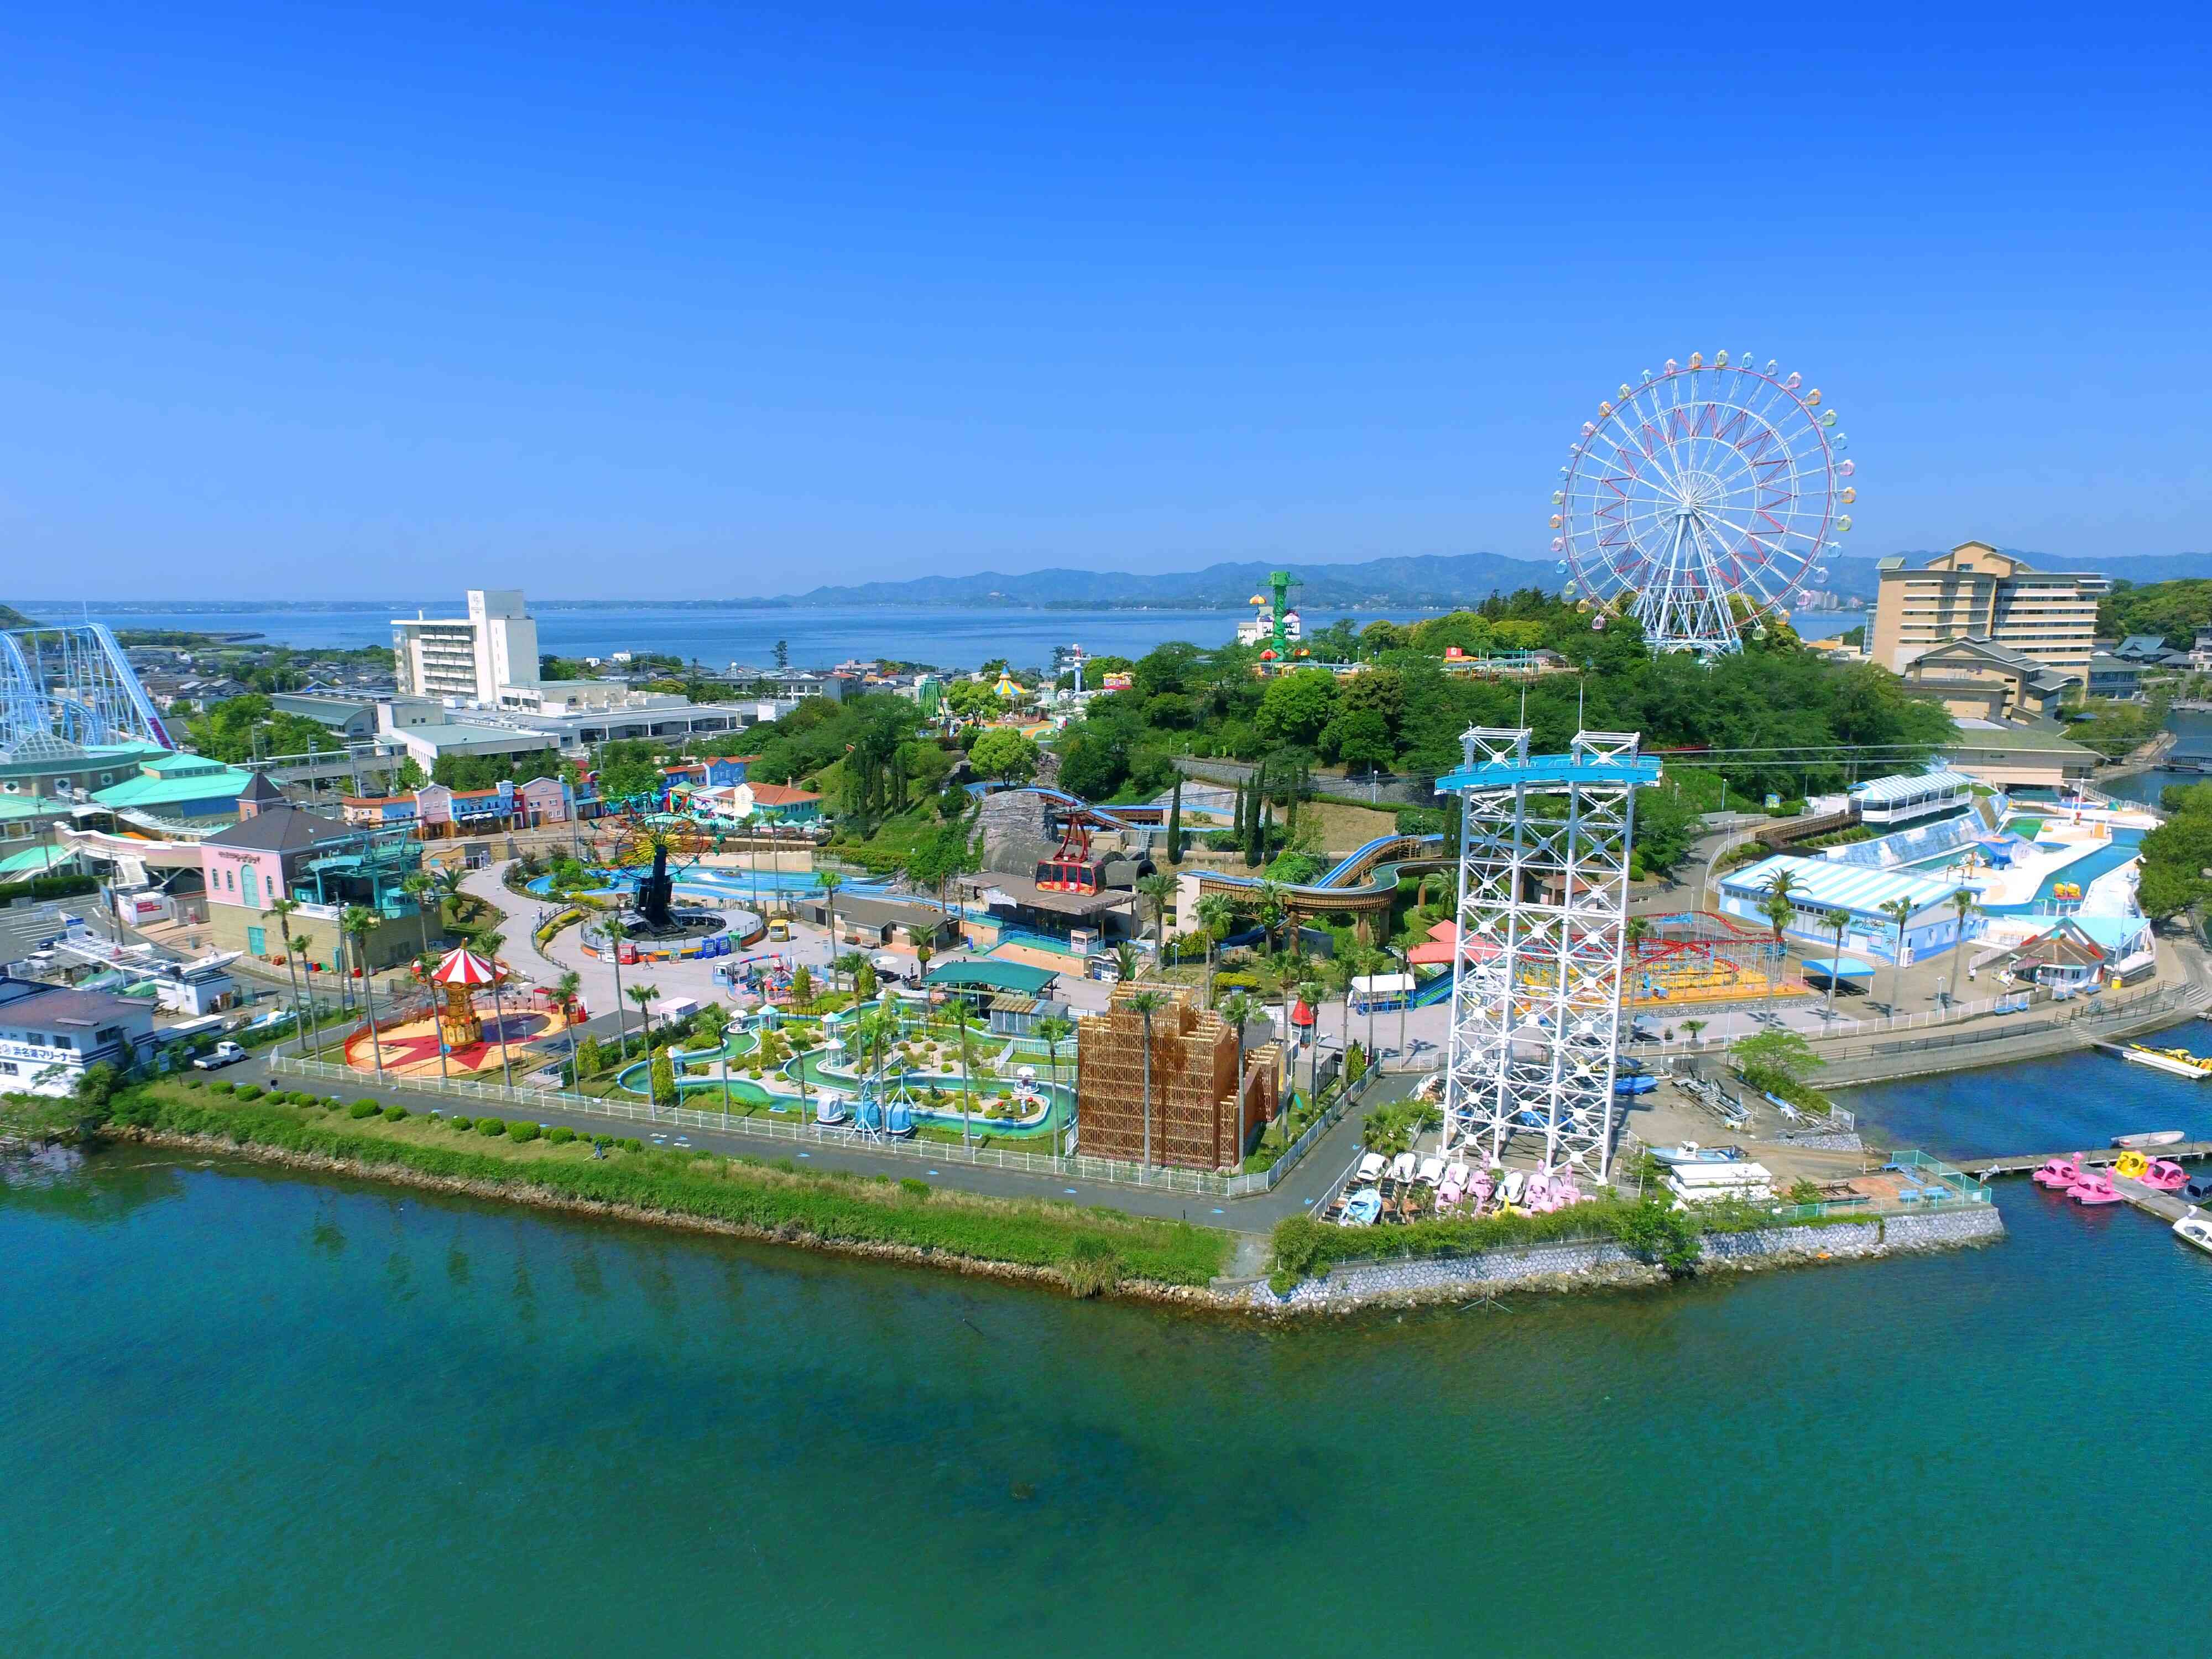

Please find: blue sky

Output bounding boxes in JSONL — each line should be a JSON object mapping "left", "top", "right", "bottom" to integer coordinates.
{"left": 3, "top": 2, "right": 2207, "bottom": 597}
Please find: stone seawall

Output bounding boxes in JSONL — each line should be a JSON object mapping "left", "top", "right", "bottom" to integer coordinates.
{"left": 1245, "top": 1204, "right": 2006, "bottom": 1313}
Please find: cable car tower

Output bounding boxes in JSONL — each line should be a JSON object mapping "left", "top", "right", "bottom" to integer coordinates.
{"left": 1437, "top": 727, "right": 1660, "bottom": 1182}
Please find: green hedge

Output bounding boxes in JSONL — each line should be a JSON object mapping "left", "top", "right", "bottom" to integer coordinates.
{"left": 0, "top": 873, "right": 97, "bottom": 906}
{"left": 96, "top": 1087, "right": 1227, "bottom": 1285}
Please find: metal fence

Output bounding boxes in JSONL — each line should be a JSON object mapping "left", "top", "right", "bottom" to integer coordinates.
{"left": 270, "top": 1052, "right": 1370, "bottom": 1199}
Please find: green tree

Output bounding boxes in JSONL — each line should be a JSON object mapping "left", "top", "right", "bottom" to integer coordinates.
{"left": 1947, "top": 889, "right": 1978, "bottom": 1005}
{"left": 261, "top": 895, "right": 305, "bottom": 1035}
{"left": 818, "top": 870, "right": 845, "bottom": 953}
{"left": 650, "top": 1048, "right": 677, "bottom": 1107}
{"left": 968, "top": 727, "right": 1040, "bottom": 786}
{"left": 1760, "top": 868, "right": 1798, "bottom": 1019}
{"left": 628, "top": 982, "right": 661, "bottom": 1046}
{"left": 400, "top": 871, "right": 435, "bottom": 956}
{"left": 1294, "top": 977, "right": 1327, "bottom": 1145}
{"left": 1165, "top": 778, "right": 1183, "bottom": 863}
{"left": 1254, "top": 670, "right": 1339, "bottom": 746}
{"left": 1730, "top": 1027, "right": 1824, "bottom": 1085}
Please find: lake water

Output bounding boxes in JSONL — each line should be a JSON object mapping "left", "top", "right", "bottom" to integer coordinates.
{"left": 9, "top": 1041, "right": 2212, "bottom": 1657}
{"left": 6, "top": 601, "right": 1455, "bottom": 674}
{"left": 13, "top": 598, "right": 1867, "bottom": 671}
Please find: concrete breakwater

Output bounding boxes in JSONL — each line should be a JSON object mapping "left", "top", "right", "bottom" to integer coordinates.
{"left": 1243, "top": 1206, "right": 2006, "bottom": 1313}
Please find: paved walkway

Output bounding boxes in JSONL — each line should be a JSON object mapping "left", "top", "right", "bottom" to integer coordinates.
{"left": 236, "top": 1042, "right": 1410, "bottom": 1233}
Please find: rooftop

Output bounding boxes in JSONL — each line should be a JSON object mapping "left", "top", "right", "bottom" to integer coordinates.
{"left": 93, "top": 764, "right": 262, "bottom": 811}
{"left": 1848, "top": 770, "right": 1977, "bottom": 806}
{"left": 0, "top": 974, "right": 152, "bottom": 1030}
{"left": 1721, "top": 853, "right": 1973, "bottom": 919}
{"left": 922, "top": 959, "right": 1061, "bottom": 996}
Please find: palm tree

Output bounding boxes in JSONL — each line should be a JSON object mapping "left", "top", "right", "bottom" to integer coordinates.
{"left": 1114, "top": 942, "right": 1139, "bottom": 984}
{"left": 1296, "top": 976, "right": 1326, "bottom": 1146}
{"left": 1879, "top": 897, "right": 1915, "bottom": 1017}
{"left": 260, "top": 895, "right": 304, "bottom": 1042}
{"left": 627, "top": 982, "right": 661, "bottom": 1047}
{"left": 1255, "top": 879, "right": 1288, "bottom": 956}
{"left": 400, "top": 870, "right": 435, "bottom": 955}
{"left": 1034, "top": 1011, "right": 1074, "bottom": 1152}
{"left": 1219, "top": 990, "right": 1254, "bottom": 1156}
{"left": 592, "top": 916, "right": 630, "bottom": 1054}
{"left": 952, "top": 1004, "right": 981, "bottom": 1152}
{"left": 554, "top": 969, "right": 583, "bottom": 1023}
{"left": 1136, "top": 872, "right": 1175, "bottom": 949}
{"left": 1196, "top": 892, "right": 1235, "bottom": 1001}
{"left": 288, "top": 931, "right": 326, "bottom": 1055}
{"left": 432, "top": 864, "right": 468, "bottom": 927}
{"left": 341, "top": 905, "right": 384, "bottom": 1079}
{"left": 1681, "top": 1017, "right": 1707, "bottom": 1049}
{"left": 1820, "top": 908, "right": 1851, "bottom": 1024}
{"left": 1760, "top": 868, "right": 1799, "bottom": 1019}
{"left": 1126, "top": 989, "right": 1168, "bottom": 1171}
{"left": 818, "top": 870, "right": 846, "bottom": 953}
{"left": 472, "top": 931, "right": 515, "bottom": 1087}
{"left": 1947, "top": 888, "right": 1977, "bottom": 1008}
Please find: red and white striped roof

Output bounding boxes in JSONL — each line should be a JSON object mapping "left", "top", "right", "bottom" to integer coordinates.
{"left": 432, "top": 947, "right": 500, "bottom": 987}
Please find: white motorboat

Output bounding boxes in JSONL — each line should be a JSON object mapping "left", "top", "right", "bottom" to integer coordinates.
{"left": 2116, "top": 1046, "right": 2212, "bottom": 1082}
{"left": 2111, "top": 1127, "right": 2189, "bottom": 1147}
{"left": 2174, "top": 1211, "right": 2212, "bottom": 1256}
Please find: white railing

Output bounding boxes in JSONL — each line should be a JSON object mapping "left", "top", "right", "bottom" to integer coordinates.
{"left": 272, "top": 1054, "right": 1273, "bottom": 1197}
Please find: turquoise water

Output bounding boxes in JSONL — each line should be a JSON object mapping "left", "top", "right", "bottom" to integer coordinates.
{"left": 8, "top": 1045, "right": 2212, "bottom": 1656}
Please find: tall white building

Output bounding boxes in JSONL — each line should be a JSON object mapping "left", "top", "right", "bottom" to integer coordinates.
{"left": 391, "top": 590, "right": 541, "bottom": 703}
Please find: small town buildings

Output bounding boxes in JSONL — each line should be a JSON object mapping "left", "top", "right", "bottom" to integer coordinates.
{"left": 0, "top": 974, "right": 159, "bottom": 1097}
{"left": 1074, "top": 984, "right": 1280, "bottom": 1170}
{"left": 661, "top": 756, "right": 756, "bottom": 790}
{"left": 1718, "top": 854, "right": 1984, "bottom": 966}
{"left": 2086, "top": 653, "right": 2146, "bottom": 700}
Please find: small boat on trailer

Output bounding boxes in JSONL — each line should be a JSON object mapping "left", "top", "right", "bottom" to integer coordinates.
{"left": 2111, "top": 1128, "right": 2188, "bottom": 1149}
{"left": 2117, "top": 1045, "right": 2212, "bottom": 1081}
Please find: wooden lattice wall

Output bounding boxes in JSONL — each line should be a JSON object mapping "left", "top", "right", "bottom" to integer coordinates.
{"left": 1076, "top": 984, "right": 1280, "bottom": 1170}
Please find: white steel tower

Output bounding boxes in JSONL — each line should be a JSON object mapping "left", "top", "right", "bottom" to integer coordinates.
{"left": 1437, "top": 727, "right": 1660, "bottom": 1181}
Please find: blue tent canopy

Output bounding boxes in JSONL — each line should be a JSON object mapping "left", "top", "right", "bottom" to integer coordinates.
{"left": 1801, "top": 954, "right": 1876, "bottom": 979}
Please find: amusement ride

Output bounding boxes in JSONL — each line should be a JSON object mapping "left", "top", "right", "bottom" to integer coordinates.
{"left": 1552, "top": 352, "right": 1853, "bottom": 655}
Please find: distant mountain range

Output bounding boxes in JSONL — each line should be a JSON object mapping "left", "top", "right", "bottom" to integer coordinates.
{"left": 781, "top": 548, "right": 2212, "bottom": 611}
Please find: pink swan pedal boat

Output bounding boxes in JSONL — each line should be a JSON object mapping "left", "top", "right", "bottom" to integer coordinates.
{"left": 2140, "top": 1158, "right": 2189, "bottom": 1192}
{"left": 2068, "top": 1171, "right": 2125, "bottom": 1206}
{"left": 2032, "top": 1155, "right": 2085, "bottom": 1190}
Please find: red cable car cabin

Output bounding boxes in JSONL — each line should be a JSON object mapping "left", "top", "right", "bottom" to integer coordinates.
{"left": 1036, "top": 812, "right": 1110, "bottom": 894}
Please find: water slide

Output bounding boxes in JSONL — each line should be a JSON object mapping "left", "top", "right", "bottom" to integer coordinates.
{"left": 1193, "top": 832, "right": 1449, "bottom": 910}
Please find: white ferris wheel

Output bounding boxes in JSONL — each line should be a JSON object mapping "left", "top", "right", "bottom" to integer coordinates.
{"left": 1551, "top": 352, "right": 1855, "bottom": 654}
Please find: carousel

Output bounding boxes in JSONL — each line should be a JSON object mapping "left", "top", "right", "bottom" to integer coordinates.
{"left": 342, "top": 945, "right": 577, "bottom": 1079}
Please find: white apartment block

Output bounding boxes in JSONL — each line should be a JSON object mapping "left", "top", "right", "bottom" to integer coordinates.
{"left": 392, "top": 589, "right": 541, "bottom": 703}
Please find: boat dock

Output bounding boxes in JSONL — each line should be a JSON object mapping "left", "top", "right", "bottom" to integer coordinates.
{"left": 1968, "top": 1141, "right": 2212, "bottom": 1179}
{"left": 1971, "top": 1141, "right": 2210, "bottom": 1224}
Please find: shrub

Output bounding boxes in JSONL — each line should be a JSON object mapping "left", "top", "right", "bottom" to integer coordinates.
{"left": 477, "top": 1117, "right": 507, "bottom": 1136}
{"left": 450, "top": 1115, "right": 473, "bottom": 1131}
{"left": 235, "top": 1085, "right": 264, "bottom": 1102}
{"left": 212, "top": 1080, "right": 236, "bottom": 1094}
{"left": 899, "top": 1177, "right": 930, "bottom": 1199}
{"left": 592, "top": 1135, "right": 613, "bottom": 1151}
{"left": 355, "top": 1099, "right": 382, "bottom": 1113}
{"left": 348, "top": 1100, "right": 379, "bottom": 1119}
{"left": 547, "top": 1126, "right": 576, "bottom": 1145}
{"left": 618, "top": 1137, "right": 643, "bottom": 1152}
{"left": 508, "top": 1121, "right": 540, "bottom": 1144}
{"left": 382, "top": 1104, "right": 409, "bottom": 1121}
{"left": 1060, "top": 1235, "right": 1123, "bottom": 1298}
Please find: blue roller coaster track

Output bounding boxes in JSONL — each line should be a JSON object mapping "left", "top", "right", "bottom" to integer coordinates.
{"left": 0, "top": 622, "right": 175, "bottom": 759}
